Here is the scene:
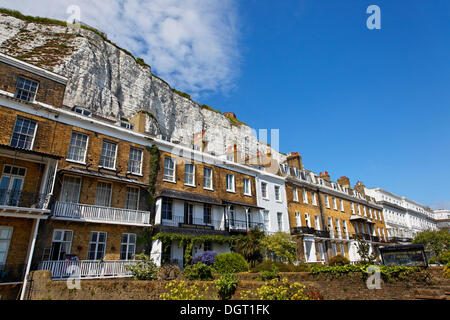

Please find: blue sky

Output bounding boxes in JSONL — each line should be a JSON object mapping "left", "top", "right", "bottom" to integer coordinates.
{"left": 2, "top": 0, "right": 449, "bottom": 209}
{"left": 200, "top": 0, "right": 450, "bottom": 209}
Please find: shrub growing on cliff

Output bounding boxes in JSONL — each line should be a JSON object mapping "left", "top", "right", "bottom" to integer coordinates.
{"left": 251, "top": 260, "right": 311, "bottom": 273}
{"left": 259, "top": 264, "right": 280, "bottom": 281}
{"left": 214, "top": 252, "right": 249, "bottom": 274}
{"left": 183, "top": 262, "right": 213, "bottom": 280}
{"left": 214, "top": 273, "right": 239, "bottom": 300}
{"left": 328, "top": 255, "right": 350, "bottom": 266}
{"left": 191, "top": 251, "right": 216, "bottom": 266}
{"left": 125, "top": 253, "right": 158, "bottom": 280}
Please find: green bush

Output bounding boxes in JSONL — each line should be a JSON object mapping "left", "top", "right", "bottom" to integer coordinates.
{"left": 160, "top": 280, "right": 208, "bottom": 300}
{"left": 240, "top": 278, "right": 322, "bottom": 300}
{"left": 125, "top": 253, "right": 158, "bottom": 280}
{"left": 438, "top": 250, "right": 450, "bottom": 265}
{"left": 428, "top": 256, "right": 437, "bottom": 264}
{"left": 443, "top": 264, "right": 450, "bottom": 279}
{"left": 259, "top": 264, "right": 279, "bottom": 281}
{"left": 214, "top": 273, "right": 239, "bottom": 300}
{"left": 328, "top": 255, "right": 350, "bottom": 266}
{"left": 251, "top": 260, "right": 311, "bottom": 273}
{"left": 157, "top": 265, "right": 182, "bottom": 281}
{"left": 183, "top": 262, "right": 213, "bottom": 280}
{"left": 214, "top": 252, "right": 249, "bottom": 274}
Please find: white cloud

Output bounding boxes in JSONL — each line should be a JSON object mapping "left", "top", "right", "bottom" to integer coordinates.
{"left": 0, "top": 0, "right": 241, "bottom": 97}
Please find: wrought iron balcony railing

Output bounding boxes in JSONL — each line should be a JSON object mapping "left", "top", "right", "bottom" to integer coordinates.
{"left": 0, "top": 189, "right": 50, "bottom": 209}
{"left": 161, "top": 215, "right": 225, "bottom": 230}
{"left": 228, "top": 219, "right": 264, "bottom": 232}
{"left": 291, "top": 226, "right": 316, "bottom": 235}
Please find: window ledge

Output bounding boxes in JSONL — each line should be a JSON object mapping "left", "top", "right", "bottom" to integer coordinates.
{"left": 203, "top": 187, "right": 214, "bottom": 191}
{"left": 226, "top": 190, "right": 236, "bottom": 193}
{"left": 184, "top": 183, "right": 196, "bottom": 188}
{"left": 163, "top": 179, "right": 177, "bottom": 184}
{"left": 127, "top": 172, "right": 143, "bottom": 177}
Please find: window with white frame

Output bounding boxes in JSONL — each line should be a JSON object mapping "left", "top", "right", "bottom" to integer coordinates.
{"left": 340, "top": 199, "right": 345, "bottom": 212}
{"left": 274, "top": 186, "right": 281, "bottom": 201}
{"left": 363, "top": 206, "right": 367, "bottom": 217}
{"left": 277, "top": 212, "right": 283, "bottom": 231}
{"left": 325, "top": 195, "right": 330, "bottom": 208}
{"left": 67, "top": 131, "right": 88, "bottom": 163}
{"left": 295, "top": 212, "right": 301, "bottom": 227}
{"left": 125, "top": 187, "right": 139, "bottom": 210}
{"left": 335, "top": 219, "right": 341, "bottom": 238}
{"left": 60, "top": 176, "right": 81, "bottom": 203}
{"left": 128, "top": 147, "right": 143, "bottom": 175}
{"left": 184, "top": 163, "right": 195, "bottom": 186}
{"left": 88, "top": 231, "right": 107, "bottom": 260}
{"left": 343, "top": 220, "right": 348, "bottom": 239}
{"left": 243, "top": 178, "right": 251, "bottom": 195}
{"left": 340, "top": 244, "right": 345, "bottom": 257}
{"left": 378, "top": 211, "right": 382, "bottom": 221}
{"left": 14, "top": 77, "right": 38, "bottom": 102}
{"left": 162, "top": 198, "right": 173, "bottom": 220}
{"left": 293, "top": 187, "right": 298, "bottom": 202}
{"left": 351, "top": 202, "right": 355, "bottom": 214}
{"left": 226, "top": 174, "right": 235, "bottom": 192}
{"left": 328, "top": 217, "right": 334, "bottom": 237}
{"left": 50, "top": 229, "right": 73, "bottom": 261}
{"left": 120, "top": 233, "right": 136, "bottom": 260}
{"left": 305, "top": 213, "right": 311, "bottom": 228}
{"left": 10, "top": 117, "right": 37, "bottom": 150}
{"left": 261, "top": 182, "right": 268, "bottom": 199}
{"left": 333, "top": 197, "right": 337, "bottom": 210}
{"left": 163, "top": 157, "right": 175, "bottom": 182}
{"left": 318, "top": 243, "right": 325, "bottom": 260}
{"left": 357, "top": 204, "right": 361, "bottom": 215}
{"left": 302, "top": 189, "right": 308, "bottom": 204}
{"left": 203, "top": 167, "right": 213, "bottom": 190}
{"left": 73, "top": 106, "right": 91, "bottom": 117}
{"left": 0, "top": 226, "right": 13, "bottom": 270}
{"left": 263, "top": 210, "right": 270, "bottom": 231}
{"left": 203, "top": 204, "right": 212, "bottom": 224}
{"left": 99, "top": 141, "right": 117, "bottom": 169}
{"left": 312, "top": 192, "right": 317, "bottom": 206}
{"left": 331, "top": 243, "right": 337, "bottom": 256}
{"left": 314, "top": 215, "right": 321, "bottom": 230}
{"left": 369, "top": 208, "right": 373, "bottom": 219}
{"left": 95, "top": 182, "right": 112, "bottom": 207}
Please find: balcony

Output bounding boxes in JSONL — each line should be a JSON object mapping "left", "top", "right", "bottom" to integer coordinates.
{"left": 0, "top": 263, "right": 25, "bottom": 283}
{"left": 162, "top": 216, "right": 224, "bottom": 231}
{"left": 228, "top": 220, "right": 264, "bottom": 233}
{"left": 38, "top": 260, "right": 137, "bottom": 280}
{"left": 314, "top": 230, "right": 330, "bottom": 238}
{"left": 291, "top": 226, "right": 316, "bottom": 235}
{"left": 0, "top": 189, "right": 50, "bottom": 210}
{"left": 350, "top": 233, "right": 379, "bottom": 241}
{"left": 53, "top": 201, "right": 151, "bottom": 226}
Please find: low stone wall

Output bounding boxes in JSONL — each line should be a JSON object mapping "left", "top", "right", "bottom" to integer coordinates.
{"left": 24, "top": 267, "right": 448, "bottom": 300}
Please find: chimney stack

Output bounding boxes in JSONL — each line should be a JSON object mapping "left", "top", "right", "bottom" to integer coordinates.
{"left": 286, "top": 152, "right": 303, "bottom": 170}
{"left": 337, "top": 176, "right": 351, "bottom": 188}
{"left": 319, "top": 171, "right": 331, "bottom": 182}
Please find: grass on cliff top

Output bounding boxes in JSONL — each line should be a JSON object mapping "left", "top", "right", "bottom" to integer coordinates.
{"left": 0, "top": 8, "right": 248, "bottom": 127}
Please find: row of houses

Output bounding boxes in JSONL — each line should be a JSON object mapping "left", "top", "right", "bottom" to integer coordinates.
{"left": 0, "top": 53, "right": 443, "bottom": 299}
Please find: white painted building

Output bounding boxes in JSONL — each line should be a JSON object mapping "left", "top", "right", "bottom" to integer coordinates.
{"left": 433, "top": 209, "right": 450, "bottom": 231}
{"left": 364, "top": 187, "right": 439, "bottom": 242}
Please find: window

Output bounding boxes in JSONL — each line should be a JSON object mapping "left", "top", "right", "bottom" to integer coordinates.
{"left": 351, "top": 202, "right": 355, "bottom": 214}
{"left": 243, "top": 178, "right": 251, "bottom": 195}
{"left": 88, "top": 232, "right": 107, "bottom": 260}
{"left": 50, "top": 230, "right": 73, "bottom": 261}
{"left": 73, "top": 106, "right": 91, "bottom": 117}
{"left": 163, "top": 157, "right": 175, "bottom": 182}
{"left": 305, "top": 213, "right": 311, "bottom": 228}
{"left": 263, "top": 210, "right": 270, "bottom": 231}
{"left": 229, "top": 206, "right": 235, "bottom": 227}
{"left": 277, "top": 212, "right": 283, "bottom": 231}
{"left": 14, "top": 77, "right": 38, "bottom": 102}
{"left": 333, "top": 197, "right": 337, "bottom": 210}
{"left": 312, "top": 192, "right": 317, "bottom": 206}
{"left": 60, "top": 176, "right": 81, "bottom": 203}
{"left": 378, "top": 211, "right": 382, "bottom": 221}
{"left": 292, "top": 187, "right": 298, "bottom": 202}
{"left": 261, "top": 182, "right": 268, "bottom": 199}
{"left": 10, "top": 117, "right": 37, "bottom": 150}
{"left": 125, "top": 187, "right": 139, "bottom": 210}
{"left": 99, "top": 141, "right": 117, "bottom": 169}
{"left": 328, "top": 217, "right": 334, "bottom": 238}
{"left": 302, "top": 189, "right": 308, "bottom": 204}
{"left": 357, "top": 205, "right": 361, "bottom": 215}
{"left": 335, "top": 219, "right": 341, "bottom": 238}
{"left": 363, "top": 206, "right": 367, "bottom": 217}
{"left": 340, "top": 244, "right": 346, "bottom": 257}
{"left": 343, "top": 220, "right": 348, "bottom": 239}
{"left": 95, "top": 182, "right": 112, "bottom": 207}
{"left": 162, "top": 198, "right": 173, "bottom": 220}
{"left": 369, "top": 208, "right": 373, "bottom": 219}
{"left": 184, "top": 163, "right": 195, "bottom": 186}
{"left": 318, "top": 243, "right": 325, "bottom": 261}
{"left": 325, "top": 195, "right": 330, "bottom": 208}
{"left": 203, "top": 203, "right": 212, "bottom": 224}
{"left": 274, "top": 186, "right": 281, "bottom": 201}
{"left": 314, "top": 215, "right": 321, "bottom": 230}
{"left": 128, "top": 147, "right": 143, "bottom": 175}
{"left": 67, "top": 132, "right": 88, "bottom": 163}
{"left": 226, "top": 174, "right": 235, "bottom": 192}
{"left": 120, "top": 233, "right": 136, "bottom": 260}
{"left": 340, "top": 199, "right": 345, "bottom": 212}
{"left": 0, "top": 226, "right": 13, "bottom": 270}
{"left": 0, "top": 165, "right": 26, "bottom": 206}
{"left": 120, "top": 121, "right": 134, "bottom": 130}
{"left": 203, "top": 167, "right": 213, "bottom": 190}
{"left": 331, "top": 243, "right": 337, "bottom": 256}
{"left": 295, "top": 212, "right": 301, "bottom": 227}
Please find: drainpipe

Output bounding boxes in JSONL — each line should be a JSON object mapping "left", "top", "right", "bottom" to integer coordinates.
{"left": 316, "top": 189, "right": 330, "bottom": 263}
{"left": 20, "top": 218, "right": 40, "bottom": 300}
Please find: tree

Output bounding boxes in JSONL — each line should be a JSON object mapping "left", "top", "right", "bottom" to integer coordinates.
{"left": 235, "top": 227, "right": 265, "bottom": 267}
{"left": 412, "top": 230, "right": 450, "bottom": 257}
{"left": 261, "top": 232, "right": 297, "bottom": 264}
{"left": 354, "top": 236, "right": 377, "bottom": 264}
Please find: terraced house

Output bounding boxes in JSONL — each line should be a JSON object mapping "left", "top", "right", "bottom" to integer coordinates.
{"left": 280, "top": 153, "right": 389, "bottom": 264}
{"left": 0, "top": 53, "right": 153, "bottom": 299}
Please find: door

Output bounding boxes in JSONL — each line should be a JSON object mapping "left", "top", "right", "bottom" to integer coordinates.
{"left": 184, "top": 202, "right": 193, "bottom": 225}
{"left": 0, "top": 165, "right": 26, "bottom": 206}
{"left": 50, "top": 230, "right": 73, "bottom": 260}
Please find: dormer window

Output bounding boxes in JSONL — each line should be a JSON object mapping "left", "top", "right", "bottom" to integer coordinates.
{"left": 73, "top": 106, "right": 92, "bottom": 117}
{"left": 15, "top": 77, "right": 38, "bottom": 102}
{"left": 120, "top": 121, "right": 134, "bottom": 130}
